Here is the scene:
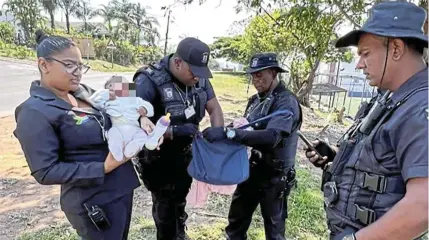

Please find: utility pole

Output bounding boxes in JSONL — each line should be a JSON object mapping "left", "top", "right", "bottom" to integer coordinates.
{"left": 164, "top": 10, "right": 171, "bottom": 56}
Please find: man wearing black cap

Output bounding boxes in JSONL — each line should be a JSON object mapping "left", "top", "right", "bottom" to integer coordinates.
{"left": 132, "top": 37, "right": 224, "bottom": 240}
{"left": 203, "top": 52, "right": 302, "bottom": 240}
{"left": 304, "top": 2, "right": 428, "bottom": 240}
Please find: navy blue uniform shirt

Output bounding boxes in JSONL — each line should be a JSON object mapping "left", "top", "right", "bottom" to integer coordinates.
{"left": 14, "top": 81, "right": 140, "bottom": 214}
{"left": 136, "top": 55, "right": 216, "bottom": 109}
{"left": 245, "top": 82, "right": 302, "bottom": 167}
{"left": 135, "top": 55, "right": 216, "bottom": 151}
{"left": 373, "top": 68, "right": 428, "bottom": 182}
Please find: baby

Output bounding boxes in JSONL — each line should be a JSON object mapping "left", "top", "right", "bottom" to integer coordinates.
{"left": 89, "top": 75, "right": 154, "bottom": 161}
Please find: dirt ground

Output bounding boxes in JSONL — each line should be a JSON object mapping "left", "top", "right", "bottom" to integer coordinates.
{"left": 0, "top": 104, "right": 349, "bottom": 239}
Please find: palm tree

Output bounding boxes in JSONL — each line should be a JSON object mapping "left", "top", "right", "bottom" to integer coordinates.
{"left": 96, "top": 3, "right": 115, "bottom": 32}
{"left": 111, "top": 0, "right": 134, "bottom": 40}
{"left": 57, "top": 0, "right": 78, "bottom": 34}
{"left": 74, "top": 0, "right": 97, "bottom": 32}
{"left": 129, "top": 3, "right": 160, "bottom": 46}
{"left": 40, "top": 0, "right": 57, "bottom": 29}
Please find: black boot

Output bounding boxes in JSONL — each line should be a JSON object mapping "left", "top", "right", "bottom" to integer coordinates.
{"left": 176, "top": 212, "right": 190, "bottom": 240}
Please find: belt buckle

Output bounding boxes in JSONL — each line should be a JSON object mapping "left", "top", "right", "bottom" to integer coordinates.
{"left": 354, "top": 204, "right": 376, "bottom": 225}
{"left": 363, "top": 172, "right": 387, "bottom": 193}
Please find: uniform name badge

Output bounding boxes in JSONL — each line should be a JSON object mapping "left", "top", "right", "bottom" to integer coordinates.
{"left": 185, "top": 106, "right": 196, "bottom": 119}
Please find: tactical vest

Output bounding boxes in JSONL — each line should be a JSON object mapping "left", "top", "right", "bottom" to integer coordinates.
{"left": 244, "top": 87, "right": 303, "bottom": 170}
{"left": 133, "top": 63, "right": 208, "bottom": 126}
{"left": 323, "top": 86, "right": 428, "bottom": 233}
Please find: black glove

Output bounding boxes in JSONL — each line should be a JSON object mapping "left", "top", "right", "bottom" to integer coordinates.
{"left": 202, "top": 127, "right": 227, "bottom": 143}
{"left": 173, "top": 123, "right": 199, "bottom": 137}
{"left": 305, "top": 139, "right": 336, "bottom": 168}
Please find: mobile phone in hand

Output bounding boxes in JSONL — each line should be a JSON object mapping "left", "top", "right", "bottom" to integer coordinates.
{"left": 297, "top": 131, "right": 323, "bottom": 159}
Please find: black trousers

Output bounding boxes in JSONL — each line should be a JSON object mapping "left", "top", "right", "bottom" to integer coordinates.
{"left": 65, "top": 192, "right": 134, "bottom": 240}
{"left": 225, "top": 174, "right": 289, "bottom": 240}
{"left": 141, "top": 153, "right": 193, "bottom": 240}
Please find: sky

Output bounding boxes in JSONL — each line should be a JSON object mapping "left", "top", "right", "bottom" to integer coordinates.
{"left": 0, "top": 0, "right": 360, "bottom": 67}
{"left": 0, "top": 0, "right": 250, "bottom": 46}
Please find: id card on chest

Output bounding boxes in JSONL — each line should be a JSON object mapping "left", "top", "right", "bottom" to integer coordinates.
{"left": 185, "top": 105, "right": 196, "bottom": 119}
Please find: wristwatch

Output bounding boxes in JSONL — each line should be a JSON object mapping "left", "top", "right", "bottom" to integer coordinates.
{"left": 342, "top": 233, "right": 356, "bottom": 240}
{"left": 226, "top": 127, "right": 236, "bottom": 139}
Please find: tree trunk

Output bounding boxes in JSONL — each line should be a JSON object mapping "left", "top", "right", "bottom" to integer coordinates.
{"left": 137, "top": 29, "right": 141, "bottom": 46}
{"left": 297, "top": 58, "right": 321, "bottom": 107}
{"left": 66, "top": 13, "right": 70, "bottom": 34}
{"left": 49, "top": 12, "right": 55, "bottom": 29}
{"left": 108, "top": 20, "right": 112, "bottom": 32}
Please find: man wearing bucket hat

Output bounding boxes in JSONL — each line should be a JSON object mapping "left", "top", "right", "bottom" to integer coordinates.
{"left": 304, "top": 1, "right": 428, "bottom": 240}
{"left": 132, "top": 37, "right": 224, "bottom": 239}
{"left": 203, "top": 52, "right": 302, "bottom": 239}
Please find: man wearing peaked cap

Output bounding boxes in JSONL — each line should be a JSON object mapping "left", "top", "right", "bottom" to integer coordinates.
{"left": 132, "top": 37, "right": 224, "bottom": 239}
{"left": 203, "top": 52, "right": 302, "bottom": 240}
{"left": 304, "top": 2, "right": 428, "bottom": 240}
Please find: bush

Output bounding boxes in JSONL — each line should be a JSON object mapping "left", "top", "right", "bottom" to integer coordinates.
{"left": 0, "top": 40, "right": 36, "bottom": 59}
{"left": 94, "top": 38, "right": 161, "bottom": 66}
{"left": 0, "top": 23, "right": 15, "bottom": 44}
{"left": 42, "top": 27, "right": 87, "bottom": 39}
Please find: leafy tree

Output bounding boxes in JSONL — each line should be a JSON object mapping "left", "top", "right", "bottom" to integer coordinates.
{"left": 74, "top": 0, "right": 98, "bottom": 33}
{"left": 211, "top": 2, "right": 353, "bottom": 106}
{"left": 211, "top": 35, "right": 248, "bottom": 64}
{"left": 2, "top": 0, "right": 44, "bottom": 42}
{"left": 58, "top": 0, "right": 79, "bottom": 34}
{"left": 96, "top": 4, "right": 116, "bottom": 33}
{"left": 40, "top": 0, "right": 58, "bottom": 29}
{"left": 129, "top": 3, "right": 160, "bottom": 46}
{"left": 0, "top": 22, "right": 15, "bottom": 43}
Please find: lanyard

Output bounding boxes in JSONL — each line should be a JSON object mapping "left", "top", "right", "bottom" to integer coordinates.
{"left": 173, "top": 83, "right": 194, "bottom": 107}
{"left": 246, "top": 95, "right": 272, "bottom": 118}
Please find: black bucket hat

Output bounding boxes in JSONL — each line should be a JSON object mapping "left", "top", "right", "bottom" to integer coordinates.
{"left": 245, "top": 52, "right": 288, "bottom": 74}
{"left": 335, "top": 1, "right": 428, "bottom": 48}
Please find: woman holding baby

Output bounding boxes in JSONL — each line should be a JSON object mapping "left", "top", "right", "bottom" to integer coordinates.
{"left": 13, "top": 30, "right": 157, "bottom": 239}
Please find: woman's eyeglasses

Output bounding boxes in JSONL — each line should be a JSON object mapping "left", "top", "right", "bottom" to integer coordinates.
{"left": 45, "top": 57, "right": 90, "bottom": 74}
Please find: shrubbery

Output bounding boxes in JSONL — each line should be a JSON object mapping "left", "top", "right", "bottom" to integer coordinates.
{"left": 94, "top": 38, "right": 161, "bottom": 66}
{"left": 0, "top": 23, "right": 161, "bottom": 67}
{"left": 0, "top": 23, "right": 14, "bottom": 44}
{"left": 0, "top": 40, "right": 36, "bottom": 59}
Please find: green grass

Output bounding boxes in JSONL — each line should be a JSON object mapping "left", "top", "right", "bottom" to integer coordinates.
{"left": 16, "top": 166, "right": 328, "bottom": 240}
{"left": 311, "top": 93, "right": 371, "bottom": 119}
{"left": 86, "top": 59, "right": 138, "bottom": 72}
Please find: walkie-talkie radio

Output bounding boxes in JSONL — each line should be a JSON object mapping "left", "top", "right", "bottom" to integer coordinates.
{"left": 358, "top": 90, "right": 392, "bottom": 135}
{"left": 84, "top": 203, "right": 111, "bottom": 231}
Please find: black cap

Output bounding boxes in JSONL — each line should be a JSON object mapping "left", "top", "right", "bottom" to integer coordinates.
{"left": 335, "top": 1, "right": 428, "bottom": 48}
{"left": 246, "top": 52, "right": 287, "bottom": 74}
{"left": 176, "top": 37, "right": 213, "bottom": 78}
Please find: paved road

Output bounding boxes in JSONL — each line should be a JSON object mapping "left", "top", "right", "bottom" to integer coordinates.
{"left": 0, "top": 60, "right": 135, "bottom": 117}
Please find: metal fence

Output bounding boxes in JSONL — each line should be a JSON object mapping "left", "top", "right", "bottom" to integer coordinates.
{"left": 311, "top": 73, "right": 377, "bottom": 118}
